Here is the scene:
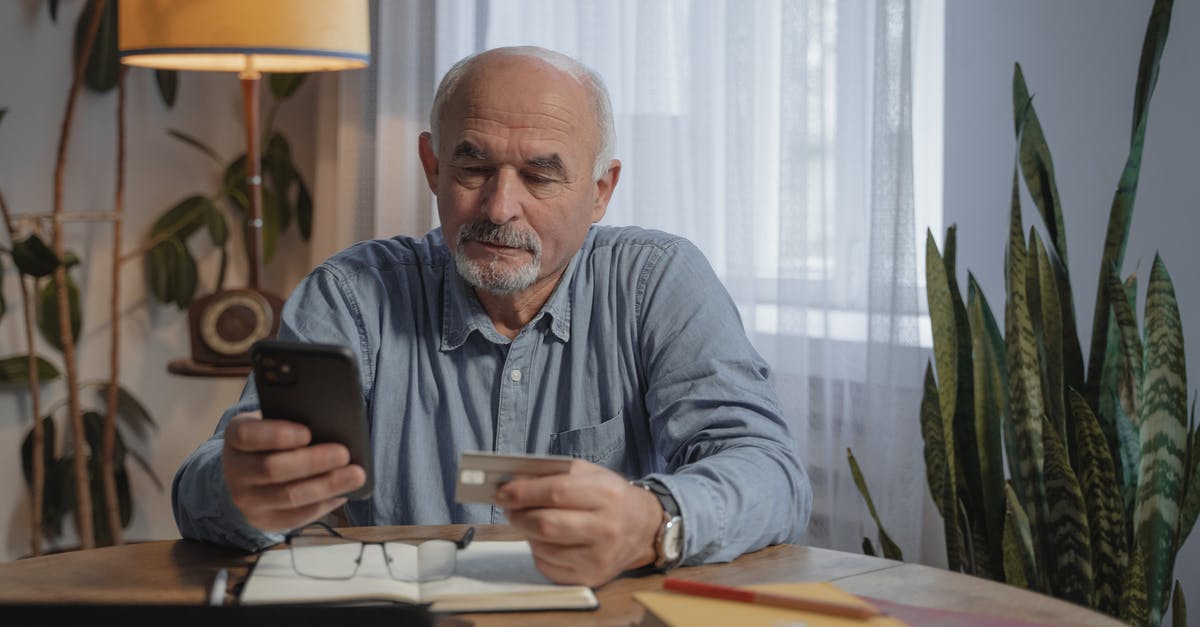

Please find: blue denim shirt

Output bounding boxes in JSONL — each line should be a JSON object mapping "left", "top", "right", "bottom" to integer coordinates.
{"left": 172, "top": 225, "right": 811, "bottom": 565}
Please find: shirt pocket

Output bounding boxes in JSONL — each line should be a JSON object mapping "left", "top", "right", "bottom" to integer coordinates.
{"left": 547, "top": 411, "right": 628, "bottom": 473}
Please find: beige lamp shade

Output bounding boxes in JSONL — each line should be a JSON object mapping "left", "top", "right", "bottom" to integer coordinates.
{"left": 118, "top": 0, "right": 369, "bottom": 72}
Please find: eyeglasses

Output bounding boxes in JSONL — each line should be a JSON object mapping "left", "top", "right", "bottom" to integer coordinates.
{"left": 284, "top": 522, "right": 475, "bottom": 581}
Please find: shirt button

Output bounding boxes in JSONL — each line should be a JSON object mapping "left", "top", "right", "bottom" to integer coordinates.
{"left": 509, "top": 369, "right": 522, "bottom": 383}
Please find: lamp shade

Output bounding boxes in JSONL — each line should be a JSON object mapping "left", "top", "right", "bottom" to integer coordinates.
{"left": 118, "top": 0, "right": 369, "bottom": 73}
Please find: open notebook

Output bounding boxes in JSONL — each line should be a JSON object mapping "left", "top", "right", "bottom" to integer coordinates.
{"left": 241, "top": 540, "right": 598, "bottom": 613}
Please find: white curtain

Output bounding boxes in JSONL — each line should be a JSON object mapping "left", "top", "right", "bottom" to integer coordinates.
{"left": 321, "top": 0, "right": 939, "bottom": 564}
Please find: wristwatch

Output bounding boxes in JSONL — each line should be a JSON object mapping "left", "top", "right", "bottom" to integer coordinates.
{"left": 633, "top": 479, "right": 684, "bottom": 570}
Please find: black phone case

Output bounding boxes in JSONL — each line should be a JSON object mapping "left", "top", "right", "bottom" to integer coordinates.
{"left": 250, "top": 339, "right": 373, "bottom": 500}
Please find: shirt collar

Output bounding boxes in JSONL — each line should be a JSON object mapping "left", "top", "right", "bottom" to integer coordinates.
{"left": 440, "top": 228, "right": 590, "bottom": 351}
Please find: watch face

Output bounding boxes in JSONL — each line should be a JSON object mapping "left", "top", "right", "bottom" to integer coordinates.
{"left": 663, "top": 517, "right": 684, "bottom": 561}
{"left": 199, "top": 290, "right": 275, "bottom": 356}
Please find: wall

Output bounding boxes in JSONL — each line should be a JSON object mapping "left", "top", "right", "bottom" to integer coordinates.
{"left": 0, "top": 2, "right": 319, "bottom": 560}
{"left": 945, "top": 0, "right": 1200, "bottom": 621}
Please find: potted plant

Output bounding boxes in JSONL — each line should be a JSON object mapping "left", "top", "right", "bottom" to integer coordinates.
{"left": 850, "top": 1, "right": 1197, "bottom": 625}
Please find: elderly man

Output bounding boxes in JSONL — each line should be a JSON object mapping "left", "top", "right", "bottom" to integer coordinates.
{"left": 173, "top": 46, "right": 811, "bottom": 586}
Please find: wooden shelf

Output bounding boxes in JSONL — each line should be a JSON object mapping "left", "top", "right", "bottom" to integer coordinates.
{"left": 167, "top": 358, "right": 251, "bottom": 379}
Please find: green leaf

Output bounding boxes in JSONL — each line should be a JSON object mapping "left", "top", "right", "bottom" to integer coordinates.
{"left": 0, "top": 354, "right": 61, "bottom": 384}
{"left": 206, "top": 203, "right": 229, "bottom": 247}
{"left": 920, "top": 361, "right": 963, "bottom": 570}
{"left": 1042, "top": 414, "right": 1094, "bottom": 607}
{"left": 1012, "top": 63, "right": 1068, "bottom": 265}
{"left": 846, "top": 448, "right": 903, "bottom": 561}
{"left": 167, "top": 128, "right": 224, "bottom": 167}
{"left": 37, "top": 275, "right": 81, "bottom": 352}
{"left": 11, "top": 234, "right": 61, "bottom": 278}
{"left": 224, "top": 155, "right": 250, "bottom": 214}
{"left": 969, "top": 274, "right": 1007, "bottom": 572}
{"left": 1004, "top": 162, "right": 1048, "bottom": 573}
{"left": 1121, "top": 541, "right": 1150, "bottom": 625}
{"left": 258, "top": 187, "right": 281, "bottom": 263}
{"left": 1028, "top": 231, "right": 1066, "bottom": 444}
{"left": 145, "top": 239, "right": 198, "bottom": 309}
{"left": 151, "top": 195, "right": 212, "bottom": 240}
{"left": 74, "top": 0, "right": 119, "bottom": 93}
{"left": 1070, "top": 388, "right": 1127, "bottom": 617}
{"left": 20, "top": 415, "right": 57, "bottom": 488}
{"left": 862, "top": 537, "right": 877, "bottom": 557}
{"left": 155, "top": 70, "right": 178, "bottom": 108}
{"left": 48, "top": 0, "right": 59, "bottom": 22}
{"left": 95, "top": 383, "right": 158, "bottom": 439}
{"left": 1135, "top": 254, "right": 1188, "bottom": 623}
{"left": 0, "top": 257, "right": 6, "bottom": 320}
{"left": 169, "top": 238, "right": 199, "bottom": 308}
{"left": 296, "top": 177, "right": 313, "bottom": 241}
{"left": 269, "top": 73, "right": 308, "bottom": 100}
{"left": 265, "top": 132, "right": 295, "bottom": 232}
{"left": 1172, "top": 580, "right": 1186, "bottom": 627}
{"left": 926, "top": 229, "right": 959, "bottom": 444}
{"left": 1178, "top": 398, "right": 1200, "bottom": 552}
{"left": 1106, "top": 266, "right": 1144, "bottom": 422}
{"left": 1002, "top": 483, "right": 1038, "bottom": 591}
{"left": 1086, "top": 0, "right": 1172, "bottom": 409}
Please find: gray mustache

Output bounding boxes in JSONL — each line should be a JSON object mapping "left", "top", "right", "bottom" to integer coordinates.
{"left": 458, "top": 222, "right": 541, "bottom": 254}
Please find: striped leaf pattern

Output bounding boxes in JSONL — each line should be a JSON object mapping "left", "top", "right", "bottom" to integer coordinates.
{"left": 1029, "top": 231, "right": 1067, "bottom": 444}
{"left": 1121, "top": 541, "right": 1150, "bottom": 627}
{"left": 1171, "top": 580, "right": 1186, "bottom": 627}
{"left": 1135, "top": 255, "right": 1188, "bottom": 623}
{"left": 927, "top": 229, "right": 959, "bottom": 448}
{"left": 1012, "top": 63, "right": 1068, "bottom": 265}
{"left": 969, "top": 274, "right": 1008, "bottom": 573}
{"left": 1070, "top": 388, "right": 1127, "bottom": 617}
{"left": 846, "top": 448, "right": 904, "bottom": 561}
{"left": 1002, "top": 483, "right": 1038, "bottom": 591}
{"left": 1041, "top": 414, "right": 1094, "bottom": 606}
{"left": 1178, "top": 399, "right": 1199, "bottom": 551}
{"left": 1106, "top": 266, "right": 1145, "bottom": 422}
{"left": 1005, "top": 164, "right": 1048, "bottom": 573}
{"left": 920, "top": 362, "right": 964, "bottom": 570}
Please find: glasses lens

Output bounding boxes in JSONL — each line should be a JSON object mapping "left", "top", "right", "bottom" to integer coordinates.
{"left": 290, "top": 528, "right": 363, "bottom": 579}
{"left": 417, "top": 540, "right": 457, "bottom": 582}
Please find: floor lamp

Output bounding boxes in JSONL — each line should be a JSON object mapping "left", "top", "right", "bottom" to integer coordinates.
{"left": 118, "top": 0, "right": 369, "bottom": 375}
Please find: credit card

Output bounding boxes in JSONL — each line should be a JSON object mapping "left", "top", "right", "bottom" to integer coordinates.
{"left": 454, "top": 451, "right": 575, "bottom": 504}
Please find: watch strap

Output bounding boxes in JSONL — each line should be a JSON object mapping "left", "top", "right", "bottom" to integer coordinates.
{"left": 632, "top": 479, "right": 683, "bottom": 570}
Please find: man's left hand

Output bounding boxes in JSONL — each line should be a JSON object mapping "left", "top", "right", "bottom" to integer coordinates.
{"left": 497, "top": 461, "right": 664, "bottom": 586}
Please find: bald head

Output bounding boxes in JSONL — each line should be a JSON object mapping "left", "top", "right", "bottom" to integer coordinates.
{"left": 429, "top": 46, "right": 615, "bottom": 181}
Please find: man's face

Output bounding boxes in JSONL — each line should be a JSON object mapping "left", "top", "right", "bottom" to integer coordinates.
{"left": 419, "top": 55, "right": 617, "bottom": 297}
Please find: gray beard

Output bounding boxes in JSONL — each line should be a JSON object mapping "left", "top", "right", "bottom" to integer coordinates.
{"left": 454, "top": 221, "right": 542, "bottom": 295}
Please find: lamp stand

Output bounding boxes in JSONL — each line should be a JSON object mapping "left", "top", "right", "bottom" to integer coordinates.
{"left": 241, "top": 68, "right": 264, "bottom": 289}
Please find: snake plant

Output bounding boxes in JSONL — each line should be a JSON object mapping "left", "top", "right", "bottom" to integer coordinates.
{"left": 853, "top": 1, "right": 1197, "bottom": 624}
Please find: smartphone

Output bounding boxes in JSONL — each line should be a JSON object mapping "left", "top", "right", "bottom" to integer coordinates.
{"left": 250, "top": 339, "right": 373, "bottom": 500}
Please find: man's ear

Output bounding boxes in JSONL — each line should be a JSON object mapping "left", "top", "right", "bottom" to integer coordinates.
{"left": 418, "top": 131, "right": 439, "bottom": 193}
{"left": 590, "top": 159, "right": 622, "bottom": 223}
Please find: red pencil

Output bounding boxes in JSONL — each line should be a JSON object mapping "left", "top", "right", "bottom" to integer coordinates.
{"left": 663, "top": 577, "right": 882, "bottom": 620}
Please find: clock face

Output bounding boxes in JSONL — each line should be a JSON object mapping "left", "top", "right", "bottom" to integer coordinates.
{"left": 199, "top": 291, "right": 275, "bottom": 356}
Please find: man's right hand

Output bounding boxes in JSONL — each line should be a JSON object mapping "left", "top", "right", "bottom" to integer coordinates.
{"left": 222, "top": 412, "right": 367, "bottom": 532}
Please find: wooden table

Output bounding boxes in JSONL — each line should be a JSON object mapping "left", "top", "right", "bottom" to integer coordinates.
{"left": 0, "top": 525, "right": 1122, "bottom": 626}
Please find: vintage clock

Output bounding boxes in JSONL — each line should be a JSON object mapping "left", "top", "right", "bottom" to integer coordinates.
{"left": 187, "top": 288, "right": 284, "bottom": 367}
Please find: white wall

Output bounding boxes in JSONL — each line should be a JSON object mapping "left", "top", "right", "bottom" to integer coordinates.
{"left": 0, "top": 2, "right": 319, "bottom": 560}
{"left": 945, "top": 0, "right": 1200, "bottom": 621}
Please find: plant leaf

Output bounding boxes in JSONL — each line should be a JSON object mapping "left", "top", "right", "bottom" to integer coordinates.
{"left": 206, "top": 202, "right": 229, "bottom": 247}
{"left": 296, "top": 177, "right": 313, "bottom": 240}
{"left": 0, "top": 257, "right": 6, "bottom": 320}
{"left": 167, "top": 129, "right": 223, "bottom": 166}
{"left": 1005, "top": 161, "right": 1048, "bottom": 574}
{"left": 1135, "top": 254, "right": 1188, "bottom": 623}
{"left": 920, "top": 361, "right": 962, "bottom": 570}
{"left": 968, "top": 274, "right": 1008, "bottom": 572}
{"left": 37, "top": 275, "right": 81, "bottom": 352}
{"left": 269, "top": 73, "right": 308, "bottom": 100}
{"left": 1178, "top": 398, "right": 1200, "bottom": 552}
{"left": 926, "top": 229, "right": 958, "bottom": 444}
{"left": 0, "top": 354, "right": 61, "bottom": 385}
{"left": 1002, "top": 483, "right": 1038, "bottom": 591}
{"left": 846, "top": 448, "right": 903, "bottom": 561}
{"left": 74, "top": 0, "right": 119, "bottom": 93}
{"left": 151, "top": 195, "right": 212, "bottom": 240}
{"left": 1121, "top": 540, "right": 1150, "bottom": 625}
{"left": 1172, "top": 580, "right": 1186, "bottom": 627}
{"left": 169, "top": 238, "right": 199, "bottom": 308}
{"left": 1042, "top": 414, "right": 1095, "bottom": 607}
{"left": 1086, "top": 0, "right": 1173, "bottom": 410}
{"left": 265, "top": 132, "right": 295, "bottom": 232}
{"left": 20, "top": 415, "right": 57, "bottom": 488}
{"left": 95, "top": 383, "right": 158, "bottom": 439}
{"left": 155, "top": 70, "right": 178, "bottom": 108}
{"left": 1029, "top": 231, "right": 1066, "bottom": 444}
{"left": 1106, "top": 265, "right": 1144, "bottom": 422}
{"left": 1070, "top": 388, "right": 1127, "bottom": 617}
{"left": 257, "top": 187, "right": 281, "bottom": 263}
{"left": 862, "top": 537, "right": 877, "bottom": 557}
{"left": 12, "top": 234, "right": 61, "bottom": 278}
{"left": 48, "top": 0, "right": 59, "bottom": 22}
{"left": 1012, "top": 63, "right": 1068, "bottom": 265}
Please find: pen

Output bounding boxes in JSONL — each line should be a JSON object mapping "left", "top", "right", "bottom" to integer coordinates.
{"left": 208, "top": 568, "right": 229, "bottom": 607}
{"left": 663, "top": 577, "right": 882, "bottom": 620}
